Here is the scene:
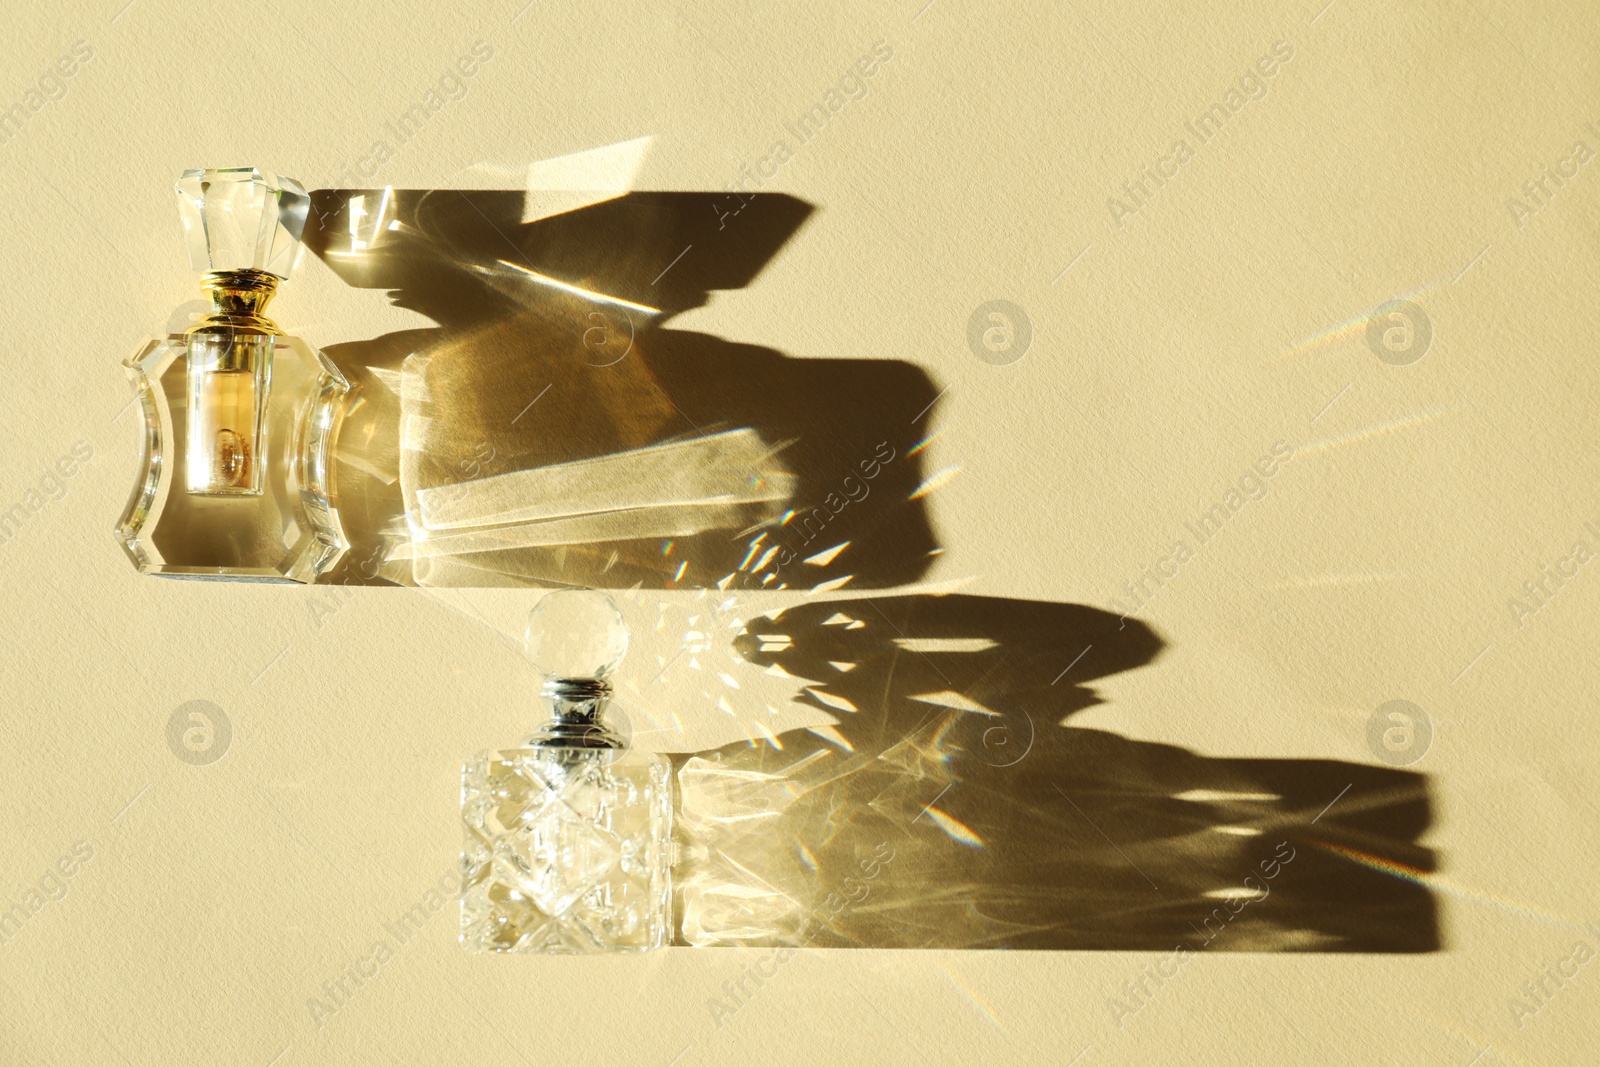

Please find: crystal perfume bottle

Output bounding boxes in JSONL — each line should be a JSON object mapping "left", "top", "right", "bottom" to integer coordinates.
{"left": 460, "top": 590, "right": 673, "bottom": 953}
{"left": 116, "top": 167, "right": 350, "bottom": 582}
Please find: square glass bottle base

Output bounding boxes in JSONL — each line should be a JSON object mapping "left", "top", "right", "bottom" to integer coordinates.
{"left": 460, "top": 746, "right": 672, "bottom": 953}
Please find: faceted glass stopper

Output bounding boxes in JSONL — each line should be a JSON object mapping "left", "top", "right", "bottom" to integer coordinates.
{"left": 526, "top": 590, "right": 629, "bottom": 681}
{"left": 176, "top": 168, "right": 310, "bottom": 278}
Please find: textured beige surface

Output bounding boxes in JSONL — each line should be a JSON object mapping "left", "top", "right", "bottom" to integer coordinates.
{"left": 2, "top": 0, "right": 1598, "bottom": 1063}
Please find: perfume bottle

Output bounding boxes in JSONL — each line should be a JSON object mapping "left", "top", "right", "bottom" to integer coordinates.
{"left": 116, "top": 167, "right": 350, "bottom": 582}
{"left": 460, "top": 590, "right": 673, "bottom": 953}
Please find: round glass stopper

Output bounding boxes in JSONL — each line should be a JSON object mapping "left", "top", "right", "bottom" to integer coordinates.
{"left": 526, "top": 589, "right": 629, "bottom": 681}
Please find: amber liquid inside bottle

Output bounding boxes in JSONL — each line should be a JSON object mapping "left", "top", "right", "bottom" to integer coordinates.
{"left": 184, "top": 330, "right": 271, "bottom": 495}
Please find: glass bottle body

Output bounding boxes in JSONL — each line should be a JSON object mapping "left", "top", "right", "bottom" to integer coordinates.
{"left": 117, "top": 327, "right": 348, "bottom": 581}
{"left": 460, "top": 743, "right": 673, "bottom": 953}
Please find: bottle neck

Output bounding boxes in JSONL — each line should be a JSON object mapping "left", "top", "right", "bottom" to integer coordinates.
{"left": 191, "top": 269, "right": 282, "bottom": 333}
{"left": 529, "top": 678, "right": 625, "bottom": 750}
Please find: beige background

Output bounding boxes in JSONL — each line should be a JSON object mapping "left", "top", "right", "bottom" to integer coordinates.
{"left": 3, "top": 0, "right": 1598, "bottom": 1062}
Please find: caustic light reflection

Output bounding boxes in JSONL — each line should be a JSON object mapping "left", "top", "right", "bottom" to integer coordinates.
{"left": 673, "top": 594, "right": 1440, "bottom": 952}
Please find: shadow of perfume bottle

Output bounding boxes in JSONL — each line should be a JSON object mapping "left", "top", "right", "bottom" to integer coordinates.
{"left": 304, "top": 189, "right": 939, "bottom": 589}
{"left": 310, "top": 186, "right": 1438, "bottom": 955}
{"left": 672, "top": 594, "right": 1438, "bottom": 952}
